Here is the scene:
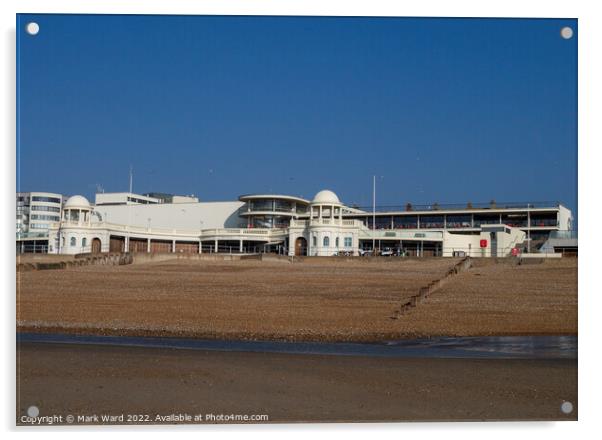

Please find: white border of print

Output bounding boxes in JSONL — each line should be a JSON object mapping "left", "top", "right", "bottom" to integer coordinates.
{"left": 2, "top": 1, "right": 598, "bottom": 440}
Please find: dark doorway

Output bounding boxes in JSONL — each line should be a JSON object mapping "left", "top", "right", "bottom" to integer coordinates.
{"left": 91, "top": 238, "right": 102, "bottom": 253}
{"left": 490, "top": 232, "right": 497, "bottom": 257}
{"left": 295, "top": 237, "right": 307, "bottom": 256}
{"left": 109, "top": 236, "right": 125, "bottom": 253}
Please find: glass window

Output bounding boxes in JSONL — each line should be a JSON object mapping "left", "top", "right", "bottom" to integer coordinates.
{"left": 393, "top": 215, "right": 418, "bottom": 229}
{"left": 501, "top": 214, "right": 528, "bottom": 228}
{"left": 274, "top": 200, "right": 293, "bottom": 212}
{"left": 31, "top": 196, "right": 61, "bottom": 204}
{"left": 250, "top": 216, "right": 274, "bottom": 228}
{"left": 295, "top": 204, "right": 308, "bottom": 214}
{"left": 250, "top": 199, "right": 273, "bottom": 211}
{"left": 419, "top": 215, "right": 445, "bottom": 228}
{"left": 31, "top": 205, "right": 61, "bottom": 212}
{"left": 530, "top": 214, "right": 558, "bottom": 227}
{"left": 312, "top": 236, "right": 317, "bottom": 246}
{"left": 367, "top": 216, "right": 392, "bottom": 229}
{"left": 335, "top": 237, "right": 339, "bottom": 248}
{"left": 344, "top": 237, "right": 353, "bottom": 247}
{"left": 323, "top": 236, "right": 330, "bottom": 247}
{"left": 446, "top": 215, "right": 472, "bottom": 228}
{"left": 70, "top": 237, "right": 76, "bottom": 247}
{"left": 474, "top": 214, "right": 500, "bottom": 226}
{"left": 273, "top": 216, "right": 290, "bottom": 228}
{"left": 30, "top": 214, "right": 60, "bottom": 222}
{"left": 82, "top": 238, "right": 87, "bottom": 248}
{"left": 30, "top": 223, "right": 49, "bottom": 229}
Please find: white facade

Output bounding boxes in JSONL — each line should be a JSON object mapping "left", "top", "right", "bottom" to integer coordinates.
{"left": 47, "top": 190, "right": 537, "bottom": 258}
{"left": 95, "top": 192, "right": 161, "bottom": 206}
{"left": 172, "top": 195, "right": 199, "bottom": 203}
{"left": 288, "top": 190, "right": 360, "bottom": 256}
{"left": 16, "top": 191, "right": 63, "bottom": 237}
{"left": 558, "top": 205, "right": 573, "bottom": 231}
{"left": 96, "top": 200, "right": 245, "bottom": 230}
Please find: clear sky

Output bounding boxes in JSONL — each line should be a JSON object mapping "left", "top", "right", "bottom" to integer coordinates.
{"left": 17, "top": 14, "right": 577, "bottom": 215}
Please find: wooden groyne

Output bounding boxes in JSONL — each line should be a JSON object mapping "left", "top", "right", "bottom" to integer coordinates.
{"left": 392, "top": 257, "right": 473, "bottom": 319}
{"left": 17, "top": 253, "right": 133, "bottom": 272}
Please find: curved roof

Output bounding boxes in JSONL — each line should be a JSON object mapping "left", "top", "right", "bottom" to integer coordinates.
{"left": 312, "top": 190, "right": 340, "bottom": 205}
{"left": 64, "top": 195, "right": 91, "bottom": 209}
{"left": 238, "top": 194, "right": 310, "bottom": 205}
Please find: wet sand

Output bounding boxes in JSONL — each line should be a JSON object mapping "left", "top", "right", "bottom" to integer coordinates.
{"left": 17, "top": 258, "right": 577, "bottom": 341}
{"left": 16, "top": 343, "right": 577, "bottom": 424}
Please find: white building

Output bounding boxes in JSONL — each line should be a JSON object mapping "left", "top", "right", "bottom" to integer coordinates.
{"left": 42, "top": 188, "right": 573, "bottom": 258}
{"left": 16, "top": 191, "right": 64, "bottom": 253}
{"left": 95, "top": 192, "right": 161, "bottom": 206}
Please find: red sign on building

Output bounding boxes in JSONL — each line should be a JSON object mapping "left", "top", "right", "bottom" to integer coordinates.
{"left": 480, "top": 239, "right": 488, "bottom": 248}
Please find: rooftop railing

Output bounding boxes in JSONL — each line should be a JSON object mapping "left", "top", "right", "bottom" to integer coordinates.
{"left": 347, "top": 201, "right": 563, "bottom": 213}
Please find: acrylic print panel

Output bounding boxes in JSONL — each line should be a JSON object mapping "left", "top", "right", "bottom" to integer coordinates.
{"left": 16, "top": 14, "right": 577, "bottom": 425}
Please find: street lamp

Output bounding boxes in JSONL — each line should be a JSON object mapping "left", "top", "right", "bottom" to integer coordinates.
{"left": 373, "top": 175, "right": 376, "bottom": 251}
{"left": 372, "top": 175, "right": 384, "bottom": 252}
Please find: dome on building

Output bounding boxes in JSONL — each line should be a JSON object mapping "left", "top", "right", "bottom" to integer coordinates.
{"left": 64, "top": 195, "right": 91, "bottom": 209}
{"left": 312, "top": 190, "right": 340, "bottom": 205}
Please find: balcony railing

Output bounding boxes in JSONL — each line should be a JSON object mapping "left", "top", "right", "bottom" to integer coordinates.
{"left": 16, "top": 232, "right": 49, "bottom": 240}
{"left": 529, "top": 219, "right": 560, "bottom": 227}
{"left": 200, "top": 228, "right": 288, "bottom": 237}
{"left": 549, "top": 230, "right": 577, "bottom": 239}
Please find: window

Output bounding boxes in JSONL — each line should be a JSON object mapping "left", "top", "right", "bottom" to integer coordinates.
{"left": 501, "top": 214, "right": 527, "bottom": 228}
{"left": 82, "top": 238, "right": 87, "bottom": 248}
{"left": 344, "top": 237, "right": 353, "bottom": 247}
{"left": 312, "top": 236, "right": 317, "bottom": 247}
{"left": 30, "top": 223, "right": 49, "bottom": 229}
{"left": 323, "top": 236, "right": 330, "bottom": 247}
{"left": 70, "top": 237, "right": 76, "bottom": 247}
{"left": 335, "top": 237, "right": 339, "bottom": 248}
{"left": 127, "top": 197, "right": 155, "bottom": 204}
{"left": 31, "top": 205, "right": 61, "bottom": 213}
{"left": 419, "top": 215, "right": 445, "bottom": 229}
{"left": 367, "top": 216, "right": 393, "bottom": 230}
{"left": 393, "top": 216, "right": 418, "bottom": 229}
{"left": 30, "top": 214, "right": 60, "bottom": 222}
{"left": 250, "top": 199, "right": 273, "bottom": 211}
{"left": 446, "top": 215, "right": 472, "bottom": 229}
{"left": 250, "top": 216, "right": 273, "bottom": 228}
{"left": 31, "top": 196, "right": 61, "bottom": 204}
{"left": 274, "top": 200, "right": 293, "bottom": 212}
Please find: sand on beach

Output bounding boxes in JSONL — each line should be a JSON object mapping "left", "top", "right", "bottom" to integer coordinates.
{"left": 16, "top": 257, "right": 577, "bottom": 341}
{"left": 16, "top": 342, "right": 577, "bottom": 424}
{"left": 393, "top": 258, "right": 578, "bottom": 337}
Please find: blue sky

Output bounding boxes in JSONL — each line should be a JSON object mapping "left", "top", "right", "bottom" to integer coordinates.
{"left": 17, "top": 14, "right": 577, "bottom": 214}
